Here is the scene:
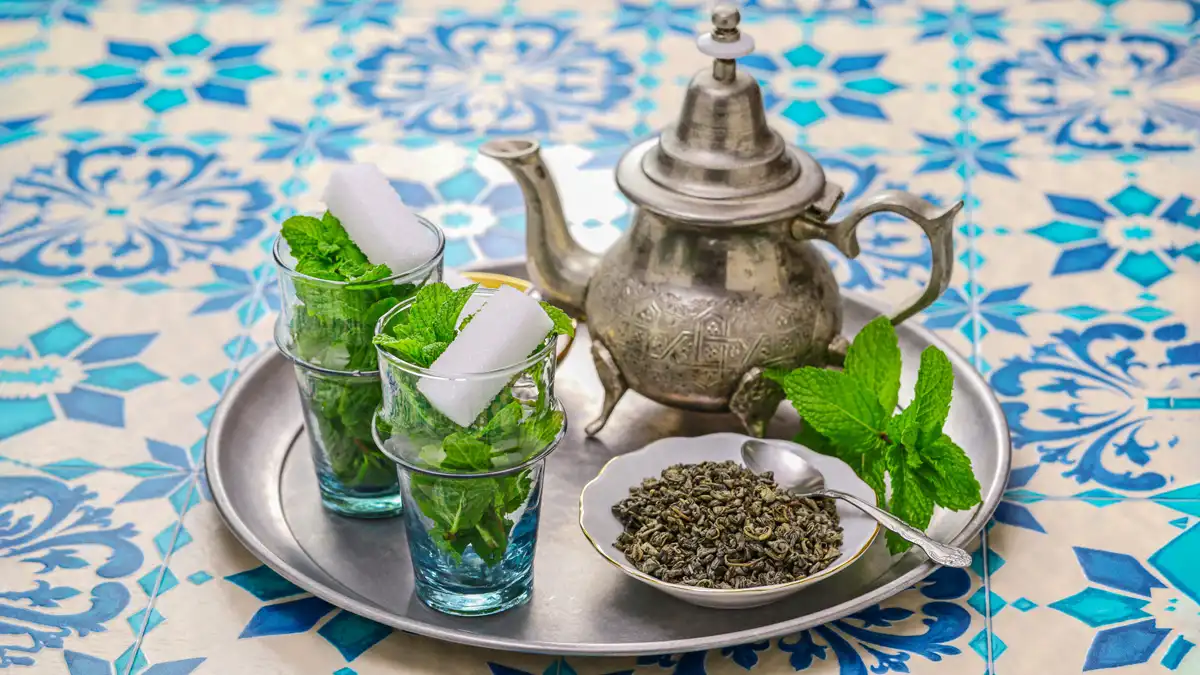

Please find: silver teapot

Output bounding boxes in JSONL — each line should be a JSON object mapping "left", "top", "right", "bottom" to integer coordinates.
{"left": 481, "top": 6, "right": 960, "bottom": 437}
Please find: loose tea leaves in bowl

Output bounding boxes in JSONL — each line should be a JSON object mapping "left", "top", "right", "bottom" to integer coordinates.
{"left": 611, "top": 460, "right": 843, "bottom": 590}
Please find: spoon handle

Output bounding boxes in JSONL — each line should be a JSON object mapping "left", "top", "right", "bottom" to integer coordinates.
{"left": 818, "top": 489, "right": 973, "bottom": 568}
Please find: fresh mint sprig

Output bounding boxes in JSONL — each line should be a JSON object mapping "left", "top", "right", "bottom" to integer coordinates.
{"left": 281, "top": 211, "right": 423, "bottom": 491}
{"left": 374, "top": 282, "right": 573, "bottom": 565}
{"left": 769, "top": 316, "right": 982, "bottom": 555}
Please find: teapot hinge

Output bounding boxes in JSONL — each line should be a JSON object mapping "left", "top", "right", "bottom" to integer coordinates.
{"left": 804, "top": 181, "right": 845, "bottom": 223}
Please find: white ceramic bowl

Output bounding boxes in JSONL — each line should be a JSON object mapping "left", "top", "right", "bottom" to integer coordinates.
{"left": 579, "top": 432, "right": 880, "bottom": 609}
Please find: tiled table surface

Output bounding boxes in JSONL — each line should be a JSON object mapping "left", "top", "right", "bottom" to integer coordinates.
{"left": 1, "top": 0, "right": 1198, "bottom": 673}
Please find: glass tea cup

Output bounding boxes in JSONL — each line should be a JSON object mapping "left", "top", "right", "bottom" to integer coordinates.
{"left": 272, "top": 221, "right": 444, "bottom": 518}
{"left": 372, "top": 288, "right": 564, "bottom": 615}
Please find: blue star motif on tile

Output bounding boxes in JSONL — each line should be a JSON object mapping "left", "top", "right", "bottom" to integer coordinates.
{"left": 915, "top": 7, "right": 1007, "bottom": 42}
{"left": 118, "top": 439, "right": 211, "bottom": 515}
{"left": 488, "top": 659, "right": 632, "bottom": 675}
{"left": 916, "top": 132, "right": 1018, "bottom": 179}
{"left": 64, "top": 650, "right": 205, "bottom": 675}
{"left": 992, "top": 464, "right": 1047, "bottom": 533}
{"left": 255, "top": 117, "right": 367, "bottom": 165}
{"left": 305, "top": 0, "right": 399, "bottom": 32}
{"left": 924, "top": 282, "right": 1037, "bottom": 341}
{"left": 0, "top": 318, "right": 164, "bottom": 440}
{"left": 0, "top": 115, "right": 42, "bottom": 148}
{"left": 1049, "top": 543, "right": 1198, "bottom": 671}
{"left": 349, "top": 17, "right": 634, "bottom": 136}
{"left": 76, "top": 32, "right": 275, "bottom": 112}
{"left": 743, "top": 0, "right": 903, "bottom": 14}
{"left": 226, "top": 565, "right": 391, "bottom": 660}
{"left": 192, "top": 263, "right": 281, "bottom": 327}
{"left": 742, "top": 44, "right": 900, "bottom": 128}
{"left": 980, "top": 32, "right": 1200, "bottom": 153}
{"left": 389, "top": 166, "right": 526, "bottom": 267}
{"left": 613, "top": 1, "right": 703, "bottom": 35}
{"left": 1028, "top": 184, "right": 1198, "bottom": 288}
{"left": 0, "top": 0, "right": 99, "bottom": 26}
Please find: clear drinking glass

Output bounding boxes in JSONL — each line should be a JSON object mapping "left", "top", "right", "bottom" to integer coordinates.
{"left": 273, "top": 220, "right": 444, "bottom": 518}
{"left": 372, "top": 288, "right": 564, "bottom": 615}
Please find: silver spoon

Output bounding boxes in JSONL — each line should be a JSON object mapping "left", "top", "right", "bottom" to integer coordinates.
{"left": 741, "top": 438, "right": 973, "bottom": 568}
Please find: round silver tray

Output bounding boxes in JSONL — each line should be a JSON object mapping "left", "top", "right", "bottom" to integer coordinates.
{"left": 205, "top": 260, "right": 1010, "bottom": 656}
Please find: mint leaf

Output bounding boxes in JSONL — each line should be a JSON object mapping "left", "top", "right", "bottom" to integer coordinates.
{"left": 442, "top": 433, "right": 492, "bottom": 472}
{"left": 886, "top": 456, "right": 935, "bottom": 555}
{"left": 844, "top": 315, "right": 902, "bottom": 414}
{"left": 281, "top": 211, "right": 425, "bottom": 491}
{"left": 480, "top": 402, "right": 523, "bottom": 444}
{"left": 406, "top": 283, "right": 456, "bottom": 338}
{"left": 343, "top": 262, "right": 393, "bottom": 284}
{"left": 888, "top": 404, "right": 916, "bottom": 448}
{"left": 775, "top": 368, "right": 888, "bottom": 450}
{"left": 540, "top": 301, "right": 575, "bottom": 338}
{"left": 917, "top": 435, "right": 982, "bottom": 511}
{"left": 414, "top": 475, "right": 494, "bottom": 536}
{"left": 280, "top": 215, "right": 329, "bottom": 256}
{"left": 911, "top": 347, "right": 954, "bottom": 447}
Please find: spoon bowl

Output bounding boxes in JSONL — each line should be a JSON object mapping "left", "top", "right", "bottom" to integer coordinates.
{"left": 741, "top": 439, "right": 973, "bottom": 568}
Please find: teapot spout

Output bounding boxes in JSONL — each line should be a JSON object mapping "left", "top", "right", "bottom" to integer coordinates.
{"left": 479, "top": 139, "right": 598, "bottom": 315}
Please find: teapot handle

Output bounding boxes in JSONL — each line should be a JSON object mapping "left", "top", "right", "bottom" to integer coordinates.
{"left": 799, "top": 190, "right": 962, "bottom": 326}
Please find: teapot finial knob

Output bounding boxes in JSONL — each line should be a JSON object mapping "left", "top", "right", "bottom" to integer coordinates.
{"left": 697, "top": 4, "right": 755, "bottom": 82}
{"left": 712, "top": 5, "right": 741, "bottom": 32}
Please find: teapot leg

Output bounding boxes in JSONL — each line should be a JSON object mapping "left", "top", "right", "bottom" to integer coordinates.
{"left": 730, "top": 366, "right": 785, "bottom": 438}
{"left": 826, "top": 335, "right": 850, "bottom": 368}
{"left": 586, "top": 337, "right": 627, "bottom": 436}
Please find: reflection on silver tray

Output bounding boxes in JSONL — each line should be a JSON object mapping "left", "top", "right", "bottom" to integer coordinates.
{"left": 205, "top": 259, "right": 1011, "bottom": 656}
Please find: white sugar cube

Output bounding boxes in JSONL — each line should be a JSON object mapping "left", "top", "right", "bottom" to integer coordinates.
{"left": 418, "top": 285, "right": 553, "bottom": 427}
{"left": 443, "top": 269, "right": 473, "bottom": 289}
{"left": 323, "top": 164, "right": 438, "bottom": 274}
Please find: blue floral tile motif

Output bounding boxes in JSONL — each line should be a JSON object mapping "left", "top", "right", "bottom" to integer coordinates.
{"left": 255, "top": 117, "right": 368, "bottom": 165}
{"left": 1029, "top": 185, "right": 1198, "bottom": 288}
{"left": 637, "top": 568, "right": 976, "bottom": 674}
{"left": 192, "top": 263, "right": 280, "bottom": 327}
{"left": 924, "top": 282, "right": 1037, "bottom": 341}
{"left": 990, "top": 321, "right": 1199, "bottom": 493}
{"left": 305, "top": 0, "right": 399, "bottom": 32}
{"left": 979, "top": 33, "right": 1200, "bottom": 153}
{"left": 1050, "top": 543, "right": 1198, "bottom": 671}
{"left": 0, "top": 0, "right": 98, "bottom": 26}
{"left": 0, "top": 318, "right": 164, "bottom": 440}
{"left": 742, "top": 44, "right": 901, "bottom": 128}
{"left": 77, "top": 33, "right": 275, "bottom": 113}
{"left": 389, "top": 168, "right": 526, "bottom": 267}
{"left": 118, "top": 439, "right": 211, "bottom": 515}
{"left": 0, "top": 476, "right": 143, "bottom": 668}
{"left": 348, "top": 17, "right": 635, "bottom": 136}
{"left": 0, "top": 142, "right": 274, "bottom": 279}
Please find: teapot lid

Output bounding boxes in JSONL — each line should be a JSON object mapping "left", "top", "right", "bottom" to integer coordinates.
{"left": 615, "top": 5, "right": 827, "bottom": 225}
